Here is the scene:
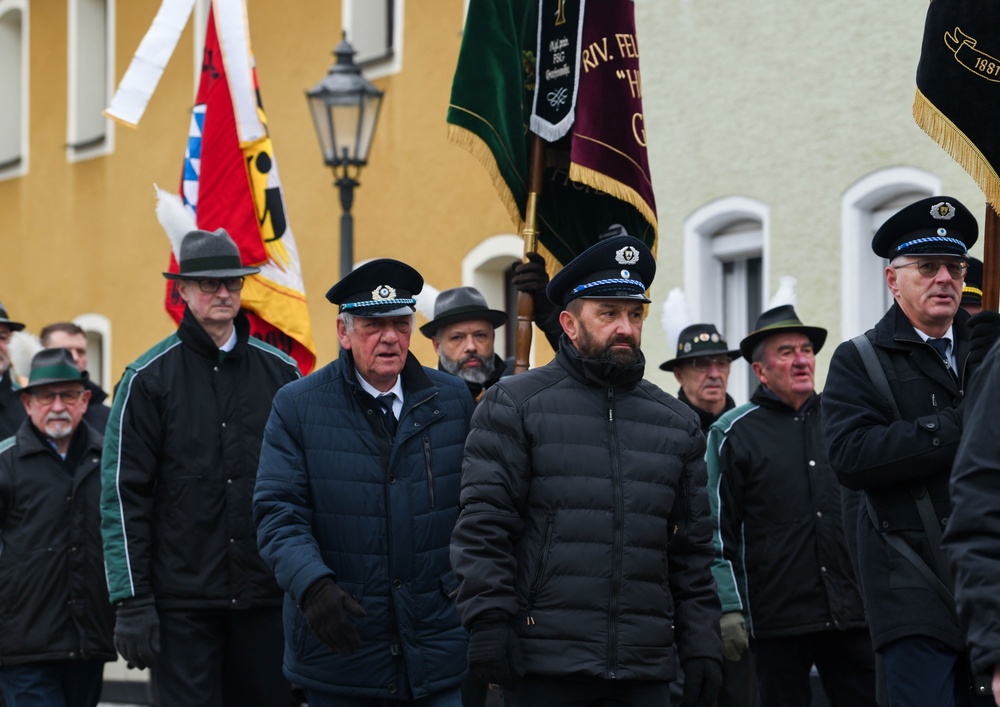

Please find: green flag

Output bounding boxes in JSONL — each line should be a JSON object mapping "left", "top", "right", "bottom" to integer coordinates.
{"left": 447, "top": 0, "right": 657, "bottom": 265}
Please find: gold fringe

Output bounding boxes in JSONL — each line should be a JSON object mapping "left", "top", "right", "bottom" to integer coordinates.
{"left": 447, "top": 124, "right": 525, "bottom": 236}
{"left": 913, "top": 88, "right": 1000, "bottom": 212}
{"left": 568, "top": 162, "right": 659, "bottom": 258}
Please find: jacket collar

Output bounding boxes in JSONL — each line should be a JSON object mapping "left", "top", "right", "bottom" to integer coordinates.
{"left": 16, "top": 417, "right": 102, "bottom": 466}
{"left": 340, "top": 347, "right": 436, "bottom": 408}
{"left": 873, "top": 303, "right": 969, "bottom": 388}
{"left": 556, "top": 334, "right": 645, "bottom": 389}
{"left": 750, "top": 384, "right": 820, "bottom": 414}
{"left": 438, "top": 353, "right": 508, "bottom": 402}
{"left": 177, "top": 307, "right": 250, "bottom": 359}
{"left": 678, "top": 388, "right": 736, "bottom": 431}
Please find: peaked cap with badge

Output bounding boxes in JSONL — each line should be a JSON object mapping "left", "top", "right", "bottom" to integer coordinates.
{"left": 963, "top": 256, "right": 984, "bottom": 307}
{"left": 872, "top": 196, "right": 978, "bottom": 260}
{"left": 419, "top": 286, "right": 507, "bottom": 338}
{"left": 739, "top": 305, "right": 828, "bottom": 363}
{"left": 546, "top": 231, "right": 655, "bottom": 308}
{"left": 163, "top": 228, "right": 261, "bottom": 280}
{"left": 659, "top": 323, "right": 741, "bottom": 371}
{"left": 22, "top": 348, "right": 88, "bottom": 391}
{"left": 326, "top": 258, "right": 424, "bottom": 318}
{"left": 0, "top": 301, "right": 25, "bottom": 332}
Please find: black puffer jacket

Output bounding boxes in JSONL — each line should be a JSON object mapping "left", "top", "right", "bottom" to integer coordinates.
{"left": 823, "top": 303, "right": 969, "bottom": 651}
{"left": 0, "top": 420, "right": 114, "bottom": 664}
{"left": 451, "top": 339, "right": 722, "bottom": 681}
{"left": 707, "top": 388, "right": 867, "bottom": 638}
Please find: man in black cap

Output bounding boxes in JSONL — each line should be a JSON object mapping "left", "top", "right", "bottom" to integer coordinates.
{"left": 0, "top": 348, "right": 114, "bottom": 706}
{"left": 421, "top": 286, "right": 509, "bottom": 402}
{"left": 961, "top": 256, "right": 984, "bottom": 315}
{"left": 706, "top": 305, "right": 876, "bottom": 707}
{"left": 0, "top": 302, "right": 27, "bottom": 439}
{"left": 450, "top": 234, "right": 723, "bottom": 707}
{"left": 40, "top": 322, "right": 110, "bottom": 432}
{"left": 100, "top": 228, "right": 301, "bottom": 707}
{"left": 823, "top": 196, "right": 999, "bottom": 706}
{"left": 254, "top": 259, "right": 474, "bottom": 706}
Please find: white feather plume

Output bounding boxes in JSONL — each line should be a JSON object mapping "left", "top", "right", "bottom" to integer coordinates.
{"left": 154, "top": 184, "right": 197, "bottom": 260}
{"left": 9, "top": 330, "right": 42, "bottom": 383}
{"left": 766, "top": 275, "right": 798, "bottom": 310}
{"left": 661, "top": 288, "right": 692, "bottom": 353}
{"left": 415, "top": 284, "right": 440, "bottom": 321}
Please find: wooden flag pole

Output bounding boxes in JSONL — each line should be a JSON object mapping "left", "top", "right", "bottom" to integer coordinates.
{"left": 984, "top": 205, "right": 1000, "bottom": 312}
{"left": 514, "top": 134, "right": 546, "bottom": 375}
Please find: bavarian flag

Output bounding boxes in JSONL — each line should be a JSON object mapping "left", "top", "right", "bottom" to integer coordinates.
{"left": 447, "top": 0, "right": 657, "bottom": 265}
{"left": 915, "top": 0, "right": 1000, "bottom": 210}
{"left": 165, "top": 3, "right": 316, "bottom": 373}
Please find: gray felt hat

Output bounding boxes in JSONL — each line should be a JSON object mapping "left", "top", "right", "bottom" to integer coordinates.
{"left": 163, "top": 229, "right": 261, "bottom": 280}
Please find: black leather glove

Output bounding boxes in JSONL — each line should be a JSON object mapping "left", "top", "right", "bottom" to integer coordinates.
{"left": 114, "top": 596, "right": 160, "bottom": 670}
{"left": 966, "top": 310, "right": 1000, "bottom": 382}
{"left": 512, "top": 252, "right": 562, "bottom": 350}
{"left": 681, "top": 657, "right": 723, "bottom": 707}
{"left": 467, "top": 611, "right": 524, "bottom": 690}
{"left": 301, "top": 577, "right": 367, "bottom": 656}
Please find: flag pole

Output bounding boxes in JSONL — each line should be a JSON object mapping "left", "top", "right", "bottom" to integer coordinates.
{"left": 514, "top": 134, "right": 546, "bottom": 375}
{"left": 983, "top": 205, "right": 1000, "bottom": 311}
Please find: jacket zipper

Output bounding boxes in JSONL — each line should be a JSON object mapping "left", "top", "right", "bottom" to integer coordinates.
{"left": 607, "top": 385, "right": 623, "bottom": 680}
{"left": 422, "top": 436, "right": 436, "bottom": 509}
{"left": 525, "top": 515, "right": 554, "bottom": 626}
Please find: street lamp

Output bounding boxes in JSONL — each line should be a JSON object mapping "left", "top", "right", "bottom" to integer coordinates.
{"left": 307, "top": 34, "right": 385, "bottom": 278}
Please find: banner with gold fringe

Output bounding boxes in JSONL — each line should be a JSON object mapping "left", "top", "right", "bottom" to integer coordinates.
{"left": 447, "top": 0, "right": 656, "bottom": 265}
{"left": 914, "top": 0, "right": 1000, "bottom": 211}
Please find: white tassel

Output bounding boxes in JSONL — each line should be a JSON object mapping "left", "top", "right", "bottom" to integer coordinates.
{"left": 9, "top": 330, "right": 42, "bottom": 383}
{"left": 661, "top": 288, "right": 692, "bottom": 353}
{"left": 154, "top": 184, "right": 197, "bottom": 260}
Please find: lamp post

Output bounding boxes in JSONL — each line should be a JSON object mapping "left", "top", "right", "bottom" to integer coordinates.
{"left": 307, "top": 34, "right": 385, "bottom": 278}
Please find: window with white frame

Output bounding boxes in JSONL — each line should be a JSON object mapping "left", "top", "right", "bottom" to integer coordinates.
{"left": 684, "top": 198, "right": 769, "bottom": 403}
{"left": 840, "top": 167, "right": 940, "bottom": 340}
{"left": 343, "top": 0, "right": 402, "bottom": 76}
{"left": 68, "top": 0, "right": 114, "bottom": 161}
{"left": 73, "top": 313, "right": 112, "bottom": 391}
{"left": 462, "top": 235, "right": 526, "bottom": 361}
{"left": 0, "top": 1, "right": 28, "bottom": 180}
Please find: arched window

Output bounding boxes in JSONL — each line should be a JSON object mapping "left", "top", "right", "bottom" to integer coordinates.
{"left": 0, "top": 0, "right": 28, "bottom": 180}
{"left": 73, "top": 313, "right": 112, "bottom": 391}
{"left": 68, "top": 0, "right": 114, "bottom": 161}
{"left": 684, "top": 197, "right": 769, "bottom": 402}
{"left": 840, "top": 167, "right": 940, "bottom": 339}
{"left": 463, "top": 235, "right": 527, "bottom": 362}
{"left": 343, "top": 0, "right": 403, "bottom": 77}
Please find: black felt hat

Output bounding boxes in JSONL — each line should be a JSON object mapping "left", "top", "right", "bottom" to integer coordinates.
{"left": 872, "top": 196, "right": 978, "bottom": 260}
{"left": 659, "top": 323, "right": 741, "bottom": 371}
{"left": 963, "top": 256, "right": 983, "bottom": 306}
{"left": 22, "top": 348, "right": 88, "bottom": 391}
{"left": 326, "top": 259, "right": 424, "bottom": 317}
{"left": 739, "top": 305, "right": 827, "bottom": 362}
{"left": 546, "top": 232, "right": 655, "bottom": 307}
{"left": 419, "top": 287, "right": 507, "bottom": 338}
{"left": 0, "top": 301, "right": 24, "bottom": 332}
{"left": 163, "top": 229, "right": 261, "bottom": 280}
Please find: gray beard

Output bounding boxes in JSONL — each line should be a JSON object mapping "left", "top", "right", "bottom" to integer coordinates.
{"left": 440, "top": 352, "right": 495, "bottom": 385}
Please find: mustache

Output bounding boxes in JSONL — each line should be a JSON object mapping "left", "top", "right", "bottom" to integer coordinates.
{"left": 45, "top": 412, "right": 73, "bottom": 424}
{"left": 458, "top": 353, "right": 489, "bottom": 367}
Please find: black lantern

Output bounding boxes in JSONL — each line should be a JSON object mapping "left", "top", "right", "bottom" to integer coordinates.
{"left": 307, "top": 34, "right": 385, "bottom": 278}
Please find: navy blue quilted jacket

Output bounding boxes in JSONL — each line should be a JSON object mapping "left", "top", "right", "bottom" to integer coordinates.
{"left": 254, "top": 351, "right": 474, "bottom": 699}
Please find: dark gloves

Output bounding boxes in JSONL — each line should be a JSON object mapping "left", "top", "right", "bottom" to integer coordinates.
{"left": 467, "top": 611, "right": 524, "bottom": 690}
{"left": 511, "top": 252, "right": 562, "bottom": 350}
{"left": 966, "top": 310, "right": 1000, "bottom": 382}
{"left": 301, "top": 577, "right": 367, "bottom": 656}
{"left": 682, "top": 657, "right": 723, "bottom": 707}
{"left": 114, "top": 595, "right": 160, "bottom": 670}
{"left": 719, "top": 611, "right": 749, "bottom": 662}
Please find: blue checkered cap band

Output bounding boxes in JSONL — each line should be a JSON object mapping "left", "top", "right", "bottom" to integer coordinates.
{"left": 340, "top": 298, "right": 416, "bottom": 311}
{"left": 895, "top": 235, "right": 968, "bottom": 256}
{"left": 572, "top": 278, "right": 647, "bottom": 296}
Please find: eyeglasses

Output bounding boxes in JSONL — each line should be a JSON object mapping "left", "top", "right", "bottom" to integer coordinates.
{"left": 687, "top": 355, "right": 732, "bottom": 372}
{"left": 32, "top": 389, "right": 86, "bottom": 405}
{"left": 894, "top": 259, "right": 967, "bottom": 279}
{"left": 195, "top": 277, "right": 245, "bottom": 293}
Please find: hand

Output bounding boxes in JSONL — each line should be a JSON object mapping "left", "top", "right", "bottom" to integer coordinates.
{"left": 114, "top": 596, "right": 160, "bottom": 670}
{"left": 510, "top": 252, "right": 549, "bottom": 296}
{"left": 720, "top": 611, "right": 749, "bottom": 662}
{"left": 682, "top": 657, "right": 723, "bottom": 707}
{"left": 467, "top": 611, "right": 524, "bottom": 690}
{"left": 301, "top": 577, "right": 367, "bottom": 656}
{"left": 967, "top": 310, "right": 1000, "bottom": 381}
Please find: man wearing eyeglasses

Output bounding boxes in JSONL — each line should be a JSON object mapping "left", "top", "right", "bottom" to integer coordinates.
{"left": 0, "top": 302, "right": 27, "bottom": 440}
{"left": 100, "top": 228, "right": 301, "bottom": 707}
{"left": 823, "top": 196, "right": 998, "bottom": 706}
{"left": 0, "top": 347, "right": 114, "bottom": 706}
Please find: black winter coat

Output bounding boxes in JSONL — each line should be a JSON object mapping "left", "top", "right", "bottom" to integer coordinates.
{"left": 451, "top": 340, "right": 722, "bottom": 681}
{"left": 0, "top": 420, "right": 114, "bottom": 664}
{"left": 0, "top": 370, "right": 25, "bottom": 440}
{"left": 823, "top": 303, "right": 969, "bottom": 651}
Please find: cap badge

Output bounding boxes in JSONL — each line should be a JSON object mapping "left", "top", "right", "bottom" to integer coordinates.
{"left": 711, "top": 333, "right": 720, "bottom": 342}
{"left": 699, "top": 333, "right": 709, "bottom": 341}
{"left": 615, "top": 246, "right": 640, "bottom": 265}
{"left": 620, "top": 269, "right": 631, "bottom": 279}
{"left": 683, "top": 342, "right": 692, "bottom": 352}
{"left": 937, "top": 228, "right": 947, "bottom": 236}
{"left": 373, "top": 285, "right": 397, "bottom": 301}
{"left": 930, "top": 202, "right": 956, "bottom": 220}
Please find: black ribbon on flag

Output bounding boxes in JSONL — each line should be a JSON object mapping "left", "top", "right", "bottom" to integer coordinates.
{"left": 531, "top": 0, "right": 585, "bottom": 142}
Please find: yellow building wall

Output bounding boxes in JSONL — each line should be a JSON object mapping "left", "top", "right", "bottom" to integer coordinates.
{"left": 1, "top": 0, "right": 546, "bottom": 385}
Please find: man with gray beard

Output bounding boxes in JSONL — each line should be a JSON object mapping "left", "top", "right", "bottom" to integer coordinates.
{"left": 421, "top": 287, "right": 509, "bottom": 403}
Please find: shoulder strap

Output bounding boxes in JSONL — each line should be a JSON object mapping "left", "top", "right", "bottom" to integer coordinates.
{"left": 851, "top": 334, "right": 900, "bottom": 422}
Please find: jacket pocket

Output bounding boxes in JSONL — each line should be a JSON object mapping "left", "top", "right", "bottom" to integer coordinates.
{"left": 525, "top": 515, "right": 555, "bottom": 623}
{"left": 423, "top": 436, "right": 436, "bottom": 509}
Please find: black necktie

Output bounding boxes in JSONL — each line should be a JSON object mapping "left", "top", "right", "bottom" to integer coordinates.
{"left": 377, "top": 394, "right": 397, "bottom": 437}
{"left": 928, "top": 338, "right": 958, "bottom": 382}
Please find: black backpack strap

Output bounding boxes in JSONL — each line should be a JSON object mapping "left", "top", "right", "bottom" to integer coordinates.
{"left": 851, "top": 334, "right": 900, "bottom": 422}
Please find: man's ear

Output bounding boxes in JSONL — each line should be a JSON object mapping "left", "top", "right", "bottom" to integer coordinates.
{"left": 431, "top": 336, "right": 441, "bottom": 356}
{"left": 885, "top": 265, "right": 900, "bottom": 299}
{"left": 336, "top": 319, "right": 352, "bottom": 350}
{"left": 559, "top": 309, "right": 578, "bottom": 343}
